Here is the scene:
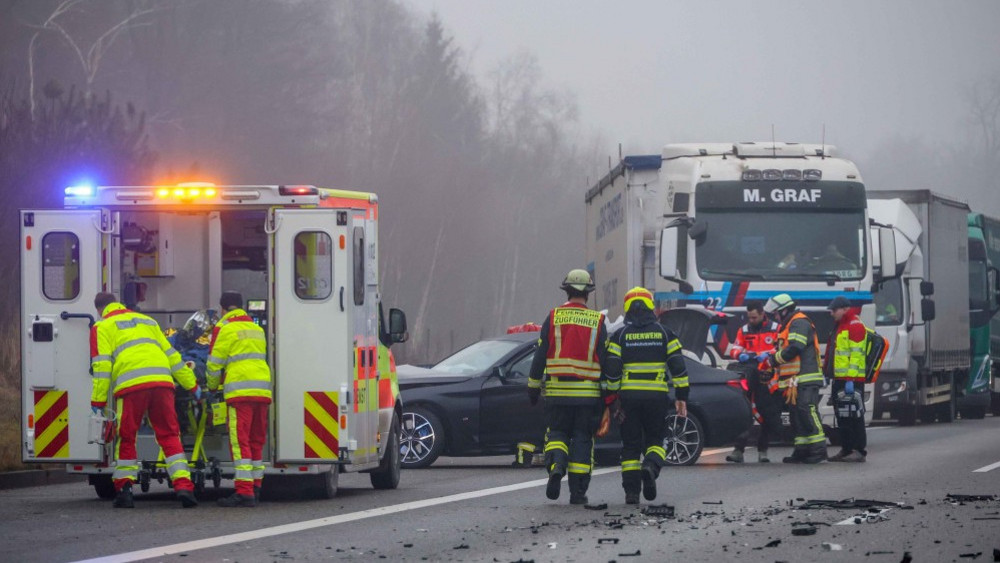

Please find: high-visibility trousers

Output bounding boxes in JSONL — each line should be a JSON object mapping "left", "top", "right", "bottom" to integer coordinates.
{"left": 227, "top": 401, "right": 269, "bottom": 496}
{"left": 113, "top": 387, "right": 193, "bottom": 492}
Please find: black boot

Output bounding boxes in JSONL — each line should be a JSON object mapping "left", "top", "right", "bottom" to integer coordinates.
{"left": 568, "top": 473, "right": 588, "bottom": 505}
{"left": 177, "top": 489, "right": 198, "bottom": 508}
{"left": 254, "top": 486, "right": 261, "bottom": 503}
{"left": 113, "top": 485, "right": 134, "bottom": 509}
{"left": 782, "top": 447, "right": 808, "bottom": 464}
{"left": 641, "top": 465, "right": 657, "bottom": 501}
{"left": 217, "top": 492, "right": 257, "bottom": 507}
{"left": 625, "top": 492, "right": 640, "bottom": 505}
{"left": 802, "top": 444, "right": 827, "bottom": 464}
{"left": 546, "top": 470, "right": 564, "bottom": 500}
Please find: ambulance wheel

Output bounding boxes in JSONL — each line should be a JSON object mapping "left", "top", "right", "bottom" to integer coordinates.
{"left": 400, "top": 407, "right": 444, "bottom": 469}
{"left": 139, "top": 470, "right": 151, "bottom": 493}
{"left": 91, "top": 475, "right": 116, "bottom": 500}
{"left": 370, "top": 414, "right": 401, "bottom": 490}
{"left": 211, "top": 467, "right": 222, "bottom": 490}
{"left": 662, "top": 413, "right": 704, "bottom": 466}
{"left": 314, "top": 465, "right": 339, "bottom": 499}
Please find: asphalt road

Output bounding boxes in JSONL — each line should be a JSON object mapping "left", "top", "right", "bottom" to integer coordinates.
{"left": 2, "top": 417, "right": 998, "bottom": 563}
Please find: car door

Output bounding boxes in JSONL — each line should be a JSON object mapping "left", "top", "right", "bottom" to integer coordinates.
{"left": 478, "top": 347, "right": 545, "bottom": 448}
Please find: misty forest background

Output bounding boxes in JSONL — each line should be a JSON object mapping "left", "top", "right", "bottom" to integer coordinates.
{"left": 1, "top": 0, "right": 998, "bottom": 469}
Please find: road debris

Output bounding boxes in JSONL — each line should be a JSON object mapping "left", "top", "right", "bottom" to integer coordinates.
{"left": 797, "top": 498, "right": 912, "bottom": 510}
{"left": 764, "top": 539, "right": 781, "bottom": 548}
{"left": 959, "top": 552, "right": 983, "bottom": 559}
{"left": 641, "top": 504, "right": 675, "bottom": 518}
{"left": 618, "top": 549, "right": 641, "bottom": 557}
{"left": 547, "top": 542, "right": 557, "bottom": 549}
{"left": 822, "top": 542, "right": 843, "bottom": 551}
{"left": 597, "top": 538, "right": 619, "bottom": 545}
{"left": 792, "top": 525, "right": 817, "bottom": 536}
{"left": 584, "top": 503, "right": 607, "bottom": 510}
{"left": 703, "top": 500, "right": 723, "bottom": 505}
{"left": 947, "top": 494, "right": 997, "bottom": 502}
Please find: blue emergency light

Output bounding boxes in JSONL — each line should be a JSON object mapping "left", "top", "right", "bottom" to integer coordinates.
{"left": 65, "top": 185, "right": 95, "bottom": 197}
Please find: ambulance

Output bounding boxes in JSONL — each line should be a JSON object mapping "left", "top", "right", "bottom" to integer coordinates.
{"left": 20, "top": 183, "right": 408, "bottom": 499}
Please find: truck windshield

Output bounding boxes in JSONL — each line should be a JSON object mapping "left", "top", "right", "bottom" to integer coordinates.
{"left": 694, "top": 210, "right": 866, "bottom": 281}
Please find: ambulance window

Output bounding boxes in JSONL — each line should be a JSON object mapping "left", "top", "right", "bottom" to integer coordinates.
{"left": 294, "top": 232, "right": 332, "bottom": 300}
{"left": 353, "top": 226, "right": 365, "bottom": 305}
{"left": 42, "top": 232, "right": 81, "bottom": 301}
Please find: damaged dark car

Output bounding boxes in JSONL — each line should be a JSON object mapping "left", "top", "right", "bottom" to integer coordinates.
{"left": 397, "top": 308, "right": 752, "bottom": 468}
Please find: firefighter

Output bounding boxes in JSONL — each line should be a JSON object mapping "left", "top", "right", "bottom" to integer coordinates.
{"left": 824, "top": 296, "right": 868, "bottom": 462}
{"left": 207, "top": 291, "right": 272, "bottom": 507}
{"left": 89, "top": 292, "right": 199, "bottom": 509}
{"left": 528, "top": 269, "right": 612, "bottom": 505}
{"left": 763, "top": 293, "right": 827, "bottom": 464}
{"left": 606, "top": 287, "right": 688, "bottom": 504}
{"left": 725, "top": 300, "right": 782, "bottom": 463}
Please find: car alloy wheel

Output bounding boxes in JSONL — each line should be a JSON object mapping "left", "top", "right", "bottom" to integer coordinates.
{"left": 662, "top": 413, "right": 705, "bottom": 466}
{"left": 400, "top": 408, "right": 444, "bottom": 468}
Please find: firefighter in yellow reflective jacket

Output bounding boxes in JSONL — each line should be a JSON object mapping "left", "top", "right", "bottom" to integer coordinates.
{"left": 824, "top": 296, "right": 868, "bottom": 462}
{"left": 528, "top": 269, "right": 612, "bottom": 505}
{"left": 606, "top": 287, "right": 688, "bottom": 505}
{"left": 763, "top": 294, "right": 827, "bottom": 464}
{"left": 207, "top": 291, "right": 272, "bottom": 507}
{"left": 89, "top": 292, "right": 199, "bottom": 509}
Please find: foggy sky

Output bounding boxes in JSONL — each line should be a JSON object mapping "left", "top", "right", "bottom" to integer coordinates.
{"left": 421, "top": 1, "right": 1000, "bottom": 164}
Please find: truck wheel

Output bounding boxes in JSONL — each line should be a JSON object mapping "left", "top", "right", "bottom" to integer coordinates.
{"left": 960, "top": 406, "right": 987, "bottom": 420}
{"left": 897, "top": 406, "right": 917, "bottom": 426}
{"left": 91, "top": 475, "right": 116, "bottom": 500}
{"left": 370, "top": 414, "right": 402, "bottom": 490}
{"left": 991, "top": 392, "right": 1000, "bottom": 417}
{"left": 936, "top": 396, "right": 955, "bottom": 423}
{"left": 401, "top": 407, "right": 445, "bottom": 469}
{"left": 313, "top": 465, "right": 339, "bottom": 499}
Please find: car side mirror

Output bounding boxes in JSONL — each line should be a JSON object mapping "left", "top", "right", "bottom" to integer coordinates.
{"left": 389, "top": 308, "right": 408, "bottom": 343}
{"left": 688, "top": 219, "right": 707, "bottom": 241}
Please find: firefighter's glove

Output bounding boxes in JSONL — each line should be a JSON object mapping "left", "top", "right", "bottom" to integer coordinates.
{"left": 845, "top": 381, "right": 855, "bottom": 395}
{"left": 738, "top": 353, "right": 751, "bottom": 363}
{"left": 91, "top": 406, "right": 102, "bottom": 415}
{"left": 611, "top": 397, "right": 626, "bottom": 424}
{"left": 528, "top": 387, "right": 540, "bottom": 406}
{"left": 193, "top": 386, "right": 203, "bottom": 401}
{"left": 756, "top": 351, "right": 771, "bottom": 363}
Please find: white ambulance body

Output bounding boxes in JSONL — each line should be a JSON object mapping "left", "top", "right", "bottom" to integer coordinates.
{"left": 21, "top": 184, "right": 408, "bottom": 499}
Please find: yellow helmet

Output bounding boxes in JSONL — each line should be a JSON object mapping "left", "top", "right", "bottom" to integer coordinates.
{"left": 764, "top": 293, "right": 796, "bottom": 314}
{"left": 624, "top": 286, "right": 654, "bottom": 312}
{"left": 560, "top": 269, "right": 595, "bottom": 293}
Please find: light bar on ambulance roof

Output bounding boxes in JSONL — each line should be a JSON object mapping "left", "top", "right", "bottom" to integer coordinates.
{"left": 279, "top": 185, "right": 319, "bottom": 196}
{"left": 65, "top": 185, "right": 95, "bottom": 197}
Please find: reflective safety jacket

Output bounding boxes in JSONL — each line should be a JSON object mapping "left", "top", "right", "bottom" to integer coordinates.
{"left": 606, "top": 309, "right": 689, "bottom": 401}
{"left": 824, "top": 311, "right": 867, "bottom": 382}
{"left": 773, "top": 311, "right": 822, "bottom": 387}
{"left": 528, "top": 302, "right": 609, "bottom": 405}
{"left": 207, "top": 308, "right": 272, "bottom": 403}
{"left": 90, "top": 303, "right": 197, "bottom": 407}
{"left": 729, "top": 320, "right": 780, "bottom": 358}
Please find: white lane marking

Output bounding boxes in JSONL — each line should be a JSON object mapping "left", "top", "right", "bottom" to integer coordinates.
{"left": 74, "top": 467, "right": 622, "bottom": 563}
{"left": 973, "top": 460, "right": 1000, "bottom": 473}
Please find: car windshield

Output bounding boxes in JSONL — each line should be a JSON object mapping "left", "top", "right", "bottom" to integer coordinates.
{"left": 694, "top": 210, "right": 866, "bottom": 281}
{"left": 432, "top": 339, "right": 524, "bottom": 375}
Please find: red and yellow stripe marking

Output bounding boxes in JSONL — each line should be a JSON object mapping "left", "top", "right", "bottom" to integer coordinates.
{"left": 34, "top": 390, "right": 69, "bottom": 458}
{"left": 304, "top": 391, "right": 339, "bottom": 458}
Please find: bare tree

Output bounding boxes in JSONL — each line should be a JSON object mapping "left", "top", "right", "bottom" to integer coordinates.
{"left": 27, "top": 0, "right": 156, "bottom": 118}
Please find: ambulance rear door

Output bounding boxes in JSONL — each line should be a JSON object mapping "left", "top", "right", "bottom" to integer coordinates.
{"left": 21, "top": 209, "right": 106, "bottom": 462}
{"left": 271, "top": 208, "right": 350, "bottom": 463}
